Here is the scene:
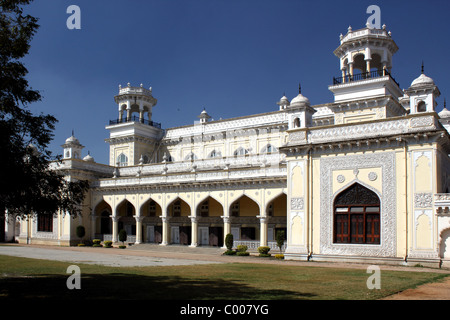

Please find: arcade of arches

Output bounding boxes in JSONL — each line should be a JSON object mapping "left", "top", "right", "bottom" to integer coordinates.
{"left": 92, "top": 192, "right": 287, "bottom": 249}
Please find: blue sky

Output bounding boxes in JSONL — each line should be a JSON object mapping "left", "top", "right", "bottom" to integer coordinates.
{"left": 22, "top": 0, "right": 450, "bottom": 165}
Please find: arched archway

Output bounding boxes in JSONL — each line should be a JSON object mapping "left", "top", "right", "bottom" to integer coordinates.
{"left": 440, "top": 228, "right": 450, "bottom": 264}
{"left": 116, "top": 199, "right": 136, "bottom": 240}
{"left": 140, "top": 198, "right": 162, "bottom": 243}
{"left": 229, "top": 195, "right": 260, "bottom": 242}
{"left": 333, "top": 183, "right": 380, "bottom": 244}
{"left": 94, "top": 200, "right": 112, "bottom": 239}
{"left": 196, "top": 196, "right": 224, "bottom": 247}
{"left": 266, "top": 193, "right": 287, "bottom": 243}
{"left": 167, "top": 197, "right": 191, "bottom": 245}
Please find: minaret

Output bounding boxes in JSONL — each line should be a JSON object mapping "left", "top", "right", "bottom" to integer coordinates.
{"left": 329, "top": 23, "right": 403, "bottom": 103}
{"left": 105, "top": 83, "right": 162, "bottom": 167}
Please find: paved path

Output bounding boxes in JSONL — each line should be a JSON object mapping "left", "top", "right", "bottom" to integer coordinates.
{"left": 0, "top": 244, "right": 223, "bottom": 267}
{"left": 1, "top": 243, "right": 450, "bottom": 299}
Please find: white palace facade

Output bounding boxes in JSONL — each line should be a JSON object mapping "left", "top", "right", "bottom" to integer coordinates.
{"left": 6, "top": 23, "right": 450, "bottom": 267}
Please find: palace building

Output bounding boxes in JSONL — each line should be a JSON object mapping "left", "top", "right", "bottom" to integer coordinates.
{"left": 6, "top": 23, "right": 450, "bottom": 268}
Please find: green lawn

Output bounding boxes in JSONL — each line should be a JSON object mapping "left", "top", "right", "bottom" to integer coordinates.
{"left": 0, "top": 254, "right": 447, "bottom": 300}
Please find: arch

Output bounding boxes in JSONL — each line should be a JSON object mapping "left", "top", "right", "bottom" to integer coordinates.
{"left": 353, "top": 53, "right": 366, "bottom": 74}
{"left": 261, "top": 144, "right": 278, "bottom": 154}
{"left": 167, "top": 197, "right": 191, "bottom": 217}
{"left": 94, "top": 200, "right": 113, "bottom": 236}
{"left": 417, "top": 100, "right": 427, "bottom": 113}
{"left": 117, "top": 153, "right": 128, "bottom": 167}
{"left": 440, "top": 228, "right": 450, "bottom": 260}
{"left": 196, "top": 196, "right": 224, "bottom": 217}
{"left": 293, "top": 117, "right": 300, "bottom": 128}
{"left": 333, "top": 182, "right": 380, "bottom": 244}
{"left": 140, "top": 197, "right": 162, "bottom": 217}
{"left": 184, "top": 152, "right": 198, "bottom": 161}
{"left": 233, "top": 147, "right": 249, "bottom": 156}
{"left": 229, "top": 194, "right": 260, "bottom": 217}
{"left": 370, "top": 53, "right": 383, "bottom": 74}
{"left": 265, "top": 192, "right": 287, "bottom": 217}
{"left": 209, "top": 149, "right": 222, "bottom": 158}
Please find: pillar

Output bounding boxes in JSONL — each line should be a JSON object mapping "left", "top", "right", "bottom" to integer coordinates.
{"left": 189, "top": 216, "right": 198, "bottom": 247}
{"left": 160, "top": 215, "right": 169, "bottom": 246}
{"left": 221, "top": 211, "right": 231, "bottom": 249}
{"left": 126, "top": 100, "right": 131, "bottom": 121}
{"left": 348, "top": 62, "right": 354, "bottom": 78}
{"left": 139, "top": 101, "right": 144, "bottom": 123}
{"left": 111, "top": 215, "right": 119, "bottom": 243}
{"left": 134, "top": 215, "right": 143, "bottom": 244}
{"left": 90, "top": 212, "right": 96, "bottom": 239}
{"left": 258, "top": 216, "right": 268, "bottom": 247}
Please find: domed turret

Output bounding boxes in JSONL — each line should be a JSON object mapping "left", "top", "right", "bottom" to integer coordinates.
{"left": 290, "top": 84, "right": 310, "bottom": 108}
{"left": 61, "top": 131, "right": 84, "bottom": 159}
{"left": 277, "top": 94, "right": 290, "bottom": 110}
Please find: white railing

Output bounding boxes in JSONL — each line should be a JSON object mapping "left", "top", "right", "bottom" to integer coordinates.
{"left": 340, "top": 27, "right": 389, "bottom": 44}
{"left": 234, "top": 240, "right": 286, "bottom": 252}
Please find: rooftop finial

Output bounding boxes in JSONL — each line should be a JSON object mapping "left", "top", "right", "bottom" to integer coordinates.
{"left": 421, "top": 61, "right": 424, "bottom": 74}
{"left": 298, "top": 83, "right": 302, "bottom": 94}
{"left": 72, "top": 129, "right": 74, "bottom": 137}
{"left": 445, "top": 98, "right": 447, "bottom": 109}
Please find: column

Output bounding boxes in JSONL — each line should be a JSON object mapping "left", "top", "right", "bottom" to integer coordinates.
{"left": 348, "top": 62, "right": 354, "bottom": 79}
{"left": 258, "top": 215, "right": 268, "bottom": 247}
{"left": 139, "top": 101, "right": 144, "bottom": 123}
{"left": 134, "top": 215, "right": 144, "bottom": 244}
{"left": 90, "top": 212, "right": 97, "bottom": 240}
{"left": 118, "top": 105, "right": 123, "bottom": 122}
{"left": 126, "top": 100, "right": 131, "bottom": 121}
{"left": 160, "top": 215, "right": 169, "bottom": 246}
{"left": 111, "top": 215, "right": 119, "bottom": 243}
{"left": 189, "top": 216, "right": 198, "bottom": 247}
{"left": 221, "top": 215, "right": 231, "bottom": 250}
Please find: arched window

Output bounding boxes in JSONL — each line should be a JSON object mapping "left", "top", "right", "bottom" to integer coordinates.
{"left": 262, "top": 144, "right": 277, "bottom": 154}
{"left": 117, "top": 153, "right": 128, "bottom": 167}
{"left": 417, "top": 101, "right": 426, "bottom": 112}
{"left": 334, "top": 183, "right": 380, "bottom": 244}
{"left": 184, "top": 152, "right": 198, "bottom": 161}
{"left": 209, "top": 150, "right": 222, "bottom": 158}
{"left": 293, "top": 117, "right": 300, "bottom": 128}
{"left": 234, "top": 147, "right": 248, "bottom": 156}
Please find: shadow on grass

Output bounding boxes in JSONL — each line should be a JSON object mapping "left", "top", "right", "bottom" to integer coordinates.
{"left": 0, "top": 273, "right": 316, "bottom": 300}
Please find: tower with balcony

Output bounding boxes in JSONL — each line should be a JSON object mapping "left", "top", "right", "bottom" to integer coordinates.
{"left": 105, "top": 83, "right": 163, "bottom": 166}
{"left": 328, "top": 24, "right": 405, "bottom": 124}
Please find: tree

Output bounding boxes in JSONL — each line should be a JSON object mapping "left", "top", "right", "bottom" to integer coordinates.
{"left": 0, "top": 0, "right": 89, "bottom": 228}
{"left": 76, "top": 225, "right": 85, "bottom": 245}
{"left": 118, "top": 229, "right": 127, "bottom": 248}
{"left": 276, "top": 230, "right": 285, "bottom": 254}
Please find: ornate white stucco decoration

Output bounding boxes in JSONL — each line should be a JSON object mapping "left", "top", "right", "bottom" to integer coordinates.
{"left": 320, "top": 152, "right": 396, "bottom": 257}
{"left": 368, "top": 171, "right": 378, "bottom": 181}
{"left": 414, "top": 193, "right": 433, "bottom": 208}
{"left": 337, "top": 175, "right": 345, "bottom": 183}
{"left": 291, "top": 197, "right": 304, "bottom": 210}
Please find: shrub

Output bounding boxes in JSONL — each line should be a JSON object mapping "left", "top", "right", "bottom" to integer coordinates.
{"left": 275, "top": 254, "right": 284, "bottom": 260}
{"left": 118, "top": 229, "right": 127, "bottom": 246}
{"left": 92, "top": 239, "right": 102, "bottom": 247}
{"left": 225, "top": 233, "right": 233, "bottom": 251}
{"left": 258, "top": 246, "right": 271, "bottom": 257}
{"left": 223, "top": 250, "right": 236, "bottom": 255}
{"left": 118, "top": 245, "right": 126, "bottom": 249}
{"left": 276, "top": 230, "right": 286, "bottom": 253}
{"left": 236, "top": 245, "right": 249, "bottom": 256}
{"left": 103, "top": 241, "right": 113, "bottom": 248}
{"left": 76, "top": 225, "right": 85, "bottom": 245}
{"left": 77, "top": 243, "right": 85, "bottom": 247}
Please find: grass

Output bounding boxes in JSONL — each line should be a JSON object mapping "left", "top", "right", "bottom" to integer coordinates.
{"left": 0, "top": 254, "right": 448, "bottom": 300}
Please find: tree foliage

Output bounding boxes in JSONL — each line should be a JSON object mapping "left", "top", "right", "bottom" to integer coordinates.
{"left": 0, "top": 0, "right": 89, "bottom": 220}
